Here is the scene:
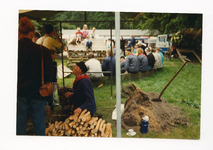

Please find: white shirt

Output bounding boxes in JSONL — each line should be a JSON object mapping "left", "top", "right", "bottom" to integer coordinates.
{"left": 85, "top": 58, "right": 103, "bottom": 77}
{"left": 152, "top": 52, "right": 162, "bottom": 69}
{"left": 36, "top": 36, "right": 62, "bottom": 50}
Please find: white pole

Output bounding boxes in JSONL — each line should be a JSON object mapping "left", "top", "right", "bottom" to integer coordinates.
{"left": 115, "top": 12, "right": 121, "bottom": 137}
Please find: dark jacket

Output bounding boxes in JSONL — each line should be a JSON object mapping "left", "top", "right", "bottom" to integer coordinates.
{"left": 102, "top": 56, "right": 116, "bottom": 76}
{"left": 18, "top": 38, "right": 54, "bottom": 98}
{"left": 147, "top": 52, "right": 155, "bottom": 68}
{"left": 120, "top": 39, "right": 125, "bottom": 51}
{"left": 137, "top": 55, "right": 148, "bottom": 72}
{"left": 73, "top": 78, "right": 97, "bottom": 115}
{"left": 52, "top": 61, "right": 57, "bottom": 82}
{"left": 125, "top": 54, "right": 139, "bottom": 73}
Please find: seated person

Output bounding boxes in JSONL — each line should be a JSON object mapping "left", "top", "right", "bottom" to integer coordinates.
{"left": 131, "top": 46, "right": 137, "bottom": 55}
{"left": 125, "top": 48, "right": 139, "bottom": 73}
{"left": 91, "top": 27, "right": 96, "bottom": 39}
{"left": 82, "top": 35, "right": 92, "bottom": 49}
{"left": 75, "top": 27, "right": 83, "bottom": 44}
{"left": 152, "top": 49, "right": 162, "bottom": 69}
{"left": 137, "top": 41, "right": 146, "bottom": 51}
{"left": 137, "top": 48, "right": 148, "bottom": 72}
{"left": 102, "top": 50, "right": 116, "bottom": 76}
{"left": 65, "top": 61, "right": 96, "bottom": 115}
{"left": 120, "top": 56, "right": 126, "bottom": 73}
{"left": 134, "top": 45, "right": 138, "bottom": 55}
{"left": 145, "top": 47, "right": 155, "bottom": 70}
{"left": 156, "top": 48, "right": 164, "bottom": 65}
{"left": 85, "top": 52, "right": 103, "bottom": 81}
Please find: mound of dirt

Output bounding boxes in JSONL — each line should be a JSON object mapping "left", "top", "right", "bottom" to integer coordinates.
{"left": 121, "top": 83, "right": 190, "bottom": 133}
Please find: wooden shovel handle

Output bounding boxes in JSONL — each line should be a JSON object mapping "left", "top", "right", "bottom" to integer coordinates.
{"left": 158, "top": 61, "right": 188, "bottom": 99}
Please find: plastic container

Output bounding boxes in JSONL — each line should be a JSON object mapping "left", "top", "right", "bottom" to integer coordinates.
{"left": 140, "top": 120, "right": 149, "bottom": 134}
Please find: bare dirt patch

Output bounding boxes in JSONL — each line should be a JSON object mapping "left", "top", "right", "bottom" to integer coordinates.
{"left": 121, "top": 83, "right": 189, "bottom": 133}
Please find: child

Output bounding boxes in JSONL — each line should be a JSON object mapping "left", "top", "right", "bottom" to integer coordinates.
{"left": 86, "top": 35, "right": 92, "bottom": 50}
{"left": 91, "top": 27, "right": 96, "bottom": 39}
{"left": 49, "top": 49, "right": 59, "bottom": 110}
{"left": 75, "top": 27, "right": 82, "bottom": 44}
{"left": 82, "top": 24, "right": 88, "bottom": 39}
{"left": 82, "top": 35, "right": 92, "bottom": 50}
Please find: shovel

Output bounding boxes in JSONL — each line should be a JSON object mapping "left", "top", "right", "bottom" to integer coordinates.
{"left": 152, "top": 60, "right": 190, "bottom": 102}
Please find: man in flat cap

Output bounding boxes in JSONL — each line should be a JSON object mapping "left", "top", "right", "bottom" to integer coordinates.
{"left": 65, "top": 61, "right": 96, "bottom": 115}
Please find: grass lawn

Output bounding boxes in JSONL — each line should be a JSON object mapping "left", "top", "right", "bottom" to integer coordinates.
{"left": 54, "top": 57, "right": 201, "bottom": 139}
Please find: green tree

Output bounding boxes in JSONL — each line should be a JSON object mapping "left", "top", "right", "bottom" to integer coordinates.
{"left": 135, "top": 13, "right": 202, "bottom": 34}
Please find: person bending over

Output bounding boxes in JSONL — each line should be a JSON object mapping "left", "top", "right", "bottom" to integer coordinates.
{"left": 36, "top": 24, "right": 63, "bottom": 51}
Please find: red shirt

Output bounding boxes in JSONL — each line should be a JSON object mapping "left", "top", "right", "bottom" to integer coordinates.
{"left": 76, "top": 32, "right": 83, "bottom": 38}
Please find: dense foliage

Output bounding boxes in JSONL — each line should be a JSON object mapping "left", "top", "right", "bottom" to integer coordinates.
{"left": 134, "top": 13, "right": 202, "bottom": 35}
{"left": 31, "top": 11, "right": 202, "bottom": 36}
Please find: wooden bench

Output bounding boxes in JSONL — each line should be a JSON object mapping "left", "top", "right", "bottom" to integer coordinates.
{"left": 91, "top": 69, "right": 156, "bottom": 87}
{"left": 67, "top": 39, "right": 107, "bottom": 69}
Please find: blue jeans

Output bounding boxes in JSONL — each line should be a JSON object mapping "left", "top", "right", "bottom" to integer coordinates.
{"left": 17, "top": 96, "right": 46, "bottom": 135}
{"left": 86, "top": 41, "right": 92, "bottom": 48}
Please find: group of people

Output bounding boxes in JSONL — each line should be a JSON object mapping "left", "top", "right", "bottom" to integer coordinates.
{"left": 121, "top": 46, "right": 164, "bottom": 74}
{"left": 74, "top": 25, "right": 96, "bottom": 50}
{"left": 17, "top": 17, "right": 97, "bottom": 135}
{"left": 84, "top": 34, "right": 164, "bottom": 81}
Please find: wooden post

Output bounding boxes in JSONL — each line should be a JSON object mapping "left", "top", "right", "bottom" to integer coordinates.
{"left": 192, "top": 50, "right": 202, "bottom": 64}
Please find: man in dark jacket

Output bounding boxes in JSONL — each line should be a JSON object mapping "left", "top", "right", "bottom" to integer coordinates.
{"left": 102, "top": 50, "right": 116, "bottom": 76}
{"left": 145, "top": 47, "right": 155, "bottom": 70}
{"left": 65, "top": 61, "right": 96, "bottom": 115}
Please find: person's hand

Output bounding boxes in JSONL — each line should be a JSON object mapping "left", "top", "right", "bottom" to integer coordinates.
{"left": 74, "top": 107, "right": 82, "bottom": 114}
{"left": 125, "top": 71, "right": 128, "bottom": 74}
{"left": 65, "top": 92, "right": 74, "bottom": 98}
{"left": 55, "top": 82, "right": 58, "bottom": 86}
